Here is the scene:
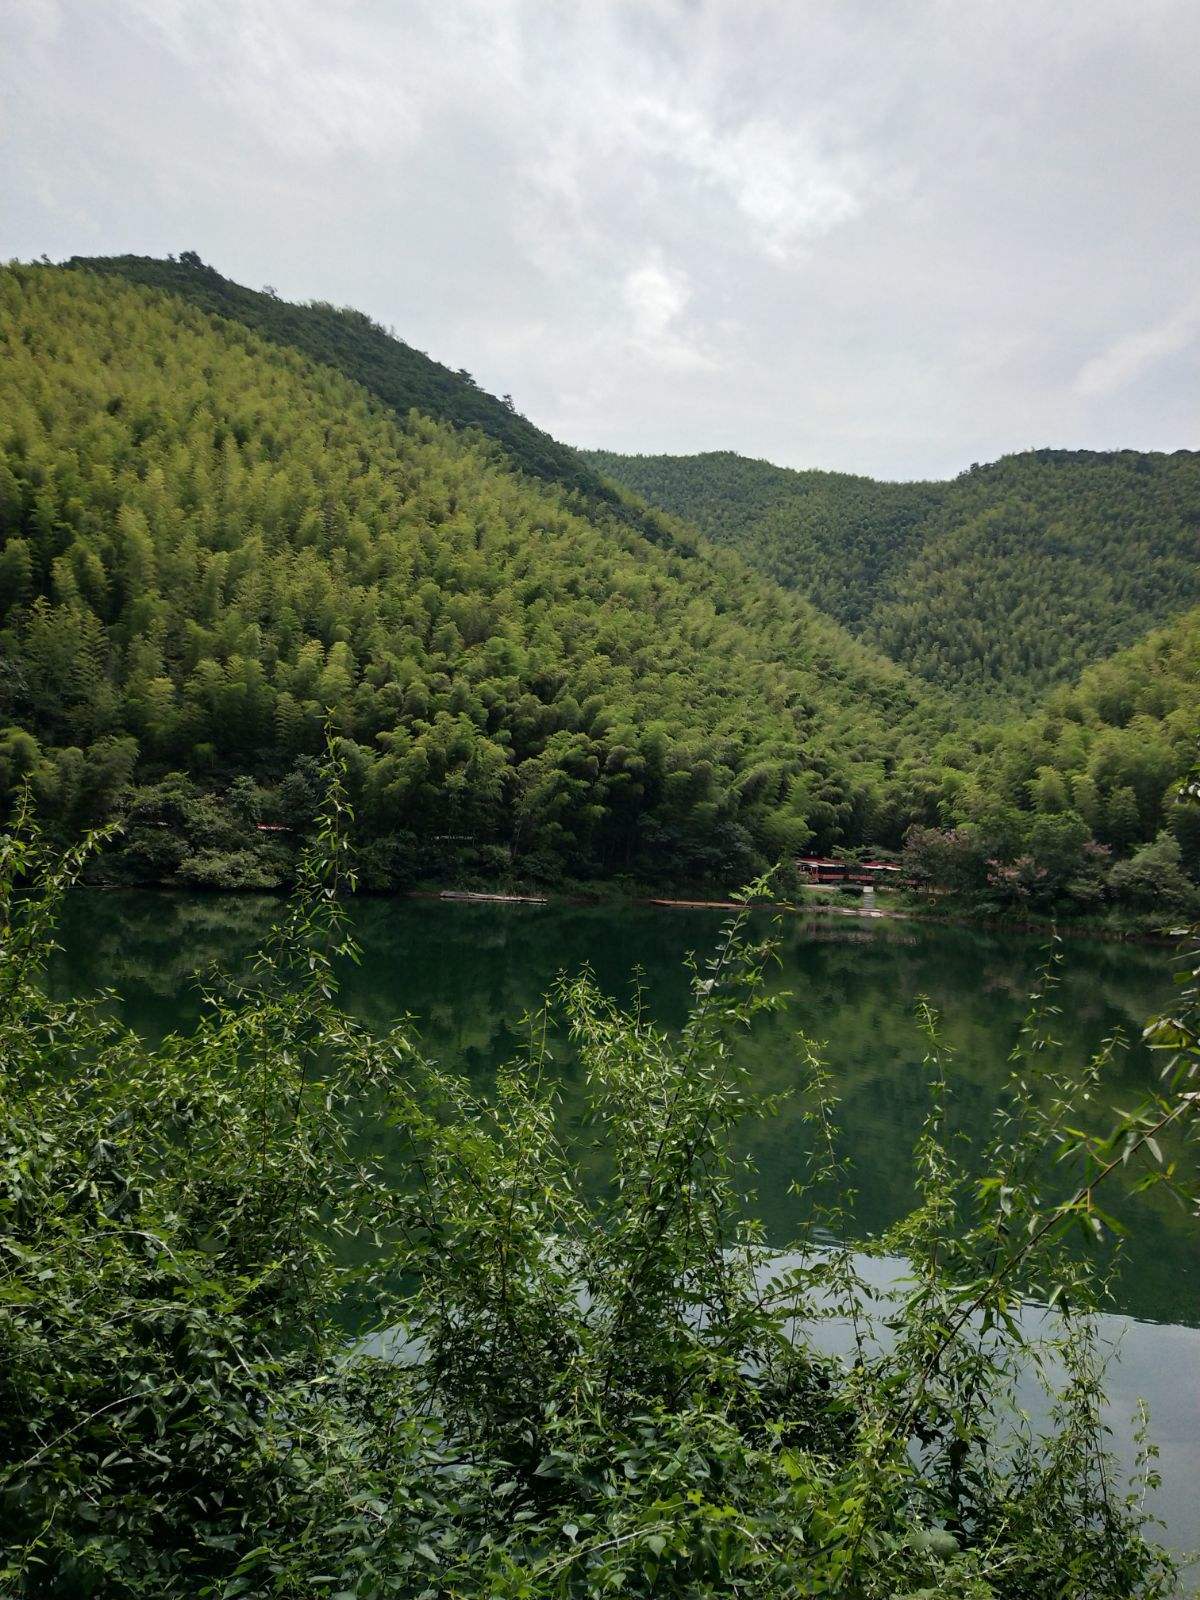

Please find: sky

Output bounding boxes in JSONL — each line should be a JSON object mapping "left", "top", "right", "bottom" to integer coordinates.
{"left": 4, "top": 0, "right": 1199, "bottom": 479}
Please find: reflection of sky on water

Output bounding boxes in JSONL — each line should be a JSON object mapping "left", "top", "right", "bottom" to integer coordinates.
{"left": 786, "top": 1251, "right": 1200, "bottom": 1563}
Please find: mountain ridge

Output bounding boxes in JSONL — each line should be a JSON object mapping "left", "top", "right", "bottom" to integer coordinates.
{"left": 582, "top": 445, "right": 1200, "bottom": 707}
{"left": 66, "top": 253, "right": 677, "bottom": 544}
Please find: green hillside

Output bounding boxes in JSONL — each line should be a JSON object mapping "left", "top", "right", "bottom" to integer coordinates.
{"left": 68, "top": 252, "right": 649, "bottom": 525}
{"left": 922, "top": 603, "right": 1200, "bottom": 913}
{"left": 583, "top": 447, "right": 1200, "bottom": 707}
{"left": 0, "top": 265, "right": 945, "bottom": 889}
{"left": 969, "top": 604, "right": 1200, "bottom": 826}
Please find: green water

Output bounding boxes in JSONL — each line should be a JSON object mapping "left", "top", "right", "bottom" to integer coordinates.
{"left": 45, "top": 892, "right": 1200, "bottom": 1559}
{"left": 49, "top": 891, "right": 1196, "bottom": 1328}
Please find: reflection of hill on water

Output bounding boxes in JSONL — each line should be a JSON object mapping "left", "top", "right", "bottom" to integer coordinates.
{"left": 47, "top": 892, "right": 1191, "bottom": 1325}
{"left": 49, "top": 891, "right": 280, "bottom": 1021}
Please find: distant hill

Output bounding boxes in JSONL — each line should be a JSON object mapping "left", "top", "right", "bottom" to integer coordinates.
{"left": 582, "top": 447, "right": 1200, "bottom": 708}
{"left": 0, "top": 264, "right": 945, "bottom": 889}
{"left": 903, "top": 601, "right": 1200, "bottom": 913}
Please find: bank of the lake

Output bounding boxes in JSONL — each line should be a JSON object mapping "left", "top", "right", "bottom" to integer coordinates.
{"left": 84, "top": 860, "right": 1180, "bottom": 945}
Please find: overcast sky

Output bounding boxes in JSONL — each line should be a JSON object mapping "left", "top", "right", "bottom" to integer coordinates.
{"left": 4, "top": 0, "right": 1199, "bottom": 479}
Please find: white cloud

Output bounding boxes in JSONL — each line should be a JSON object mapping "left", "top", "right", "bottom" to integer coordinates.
{"left": 628, "top": 99, "right": 869, "bottom": 262}
{"left": 1073, "top": 296, "right": 1200, "bottom": 399}
{"left": 624, "top": 256, "right": 687, "bottom": 337}
{"left": 622, "top": 253, "right": 716, "bottom": 370}
{"left": 119, "top": 0, "right": 429, "bottom": 158}
{"left": 8, "top": 0, "right": 63, "bottom": 45}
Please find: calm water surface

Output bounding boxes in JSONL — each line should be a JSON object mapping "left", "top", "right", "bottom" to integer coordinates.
{"left": 49, "top": 892, "right": 1195, "bottom": 1323}
{"left": 48, "top": 893, "right": 1200, "bottom": 1557}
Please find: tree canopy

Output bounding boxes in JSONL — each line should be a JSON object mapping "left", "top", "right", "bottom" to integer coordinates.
{"left": 68, "top": 252, "right": 654, "bottom": 529}
{"left": 0, "top": 260, "right": 1195, "bottom": 913}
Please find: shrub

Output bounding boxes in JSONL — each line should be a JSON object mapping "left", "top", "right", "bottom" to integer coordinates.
{"left": 175, "top": 845, "right": 286, "bottom": 890}
{"left": 1110, "top": 831, "right": 1200, "bottom": 918}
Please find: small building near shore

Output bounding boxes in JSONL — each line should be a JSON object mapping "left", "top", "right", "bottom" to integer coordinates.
{"left": 796, "top": 856, "right": 905, "bottom": 886}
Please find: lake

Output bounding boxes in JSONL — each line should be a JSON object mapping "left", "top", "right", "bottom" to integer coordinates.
{"left": 48, "top": 892, "right": 1200, "bottom": 1560}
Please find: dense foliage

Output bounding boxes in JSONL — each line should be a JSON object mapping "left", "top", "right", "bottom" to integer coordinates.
{"left": 583, "top": 447, "right": 1200, "bottom": 707}
{"left": 907, "top": 608, "right": 1200, "bottom": 920}
{"left": 0, "top": 265, "right": 944, "bottom": 888}
{"left": 2, "top": 770, "right": 1197, "bottom": 1597}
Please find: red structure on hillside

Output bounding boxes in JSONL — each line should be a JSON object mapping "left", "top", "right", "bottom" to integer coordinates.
{"left": 796, "top": 857, "right": 905, "bottom": 886}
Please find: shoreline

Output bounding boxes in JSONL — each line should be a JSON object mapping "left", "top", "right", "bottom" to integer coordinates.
{"left": 79, "top": 878, "right": 1176, "bottom": 945}
{"left": 638, "top": 894, "right": 1176, "bottom": 945}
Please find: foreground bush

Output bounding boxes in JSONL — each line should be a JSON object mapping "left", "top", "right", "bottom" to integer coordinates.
{"left": 1, "top": 762, "right": 1197, "bottom": 1597}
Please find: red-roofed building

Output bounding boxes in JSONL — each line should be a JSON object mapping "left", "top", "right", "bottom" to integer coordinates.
{"left": 796, "top": 856, "right": 904, "bottom": 886}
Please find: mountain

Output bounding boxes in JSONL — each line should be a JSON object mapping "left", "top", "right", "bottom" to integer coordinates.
{"left": 3, "top": 257, "right": 1193, "bottom": 911}
{"left": 0, "top": 264, "right": 946, "bottom": 890}
{"left": 581, "top": 447, "right": 1200, "bottom": 709}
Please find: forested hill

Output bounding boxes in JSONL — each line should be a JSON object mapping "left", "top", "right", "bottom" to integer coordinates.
{"left": 897, "top": 601, "right": 1200, "bottom": 920}
{"left": 67, "top": 252, "right": 642, "bottom": 522}
{"left": 964, "top": 602, "right": 1200, "bottom": 847}
{"left": 0, "top": 264, "right": 947, "bottom": 891}
{"left": 582, "top": 447, "right": 1200, "bottom": 708}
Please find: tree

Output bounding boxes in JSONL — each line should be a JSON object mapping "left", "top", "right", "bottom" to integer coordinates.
{"left": 0, "top": 725, "right": 45, "bottom": 796}
{"left": 1072, "top": 772, "right": 1103, "bottom": 831}
{"left": 902, "top": 824, "right": 989, "bottom": 897}
{"left": 1028, "top": 765, "right": 1069, "bottom": 814}
{"left": 1109, "top": 831, "right": 1199, "bottom": 915}
{"left": 0, "top": 537, "right": 33, "bottom": 615}
{"left": 1103, "top": 786, "right": 1142, "bottom": 851}
{"left": 1024, "top": 810, "right": 1091, "bottom": 899}
{"left": 1167, "top": 795, "right": 1200, "bottom": 871}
